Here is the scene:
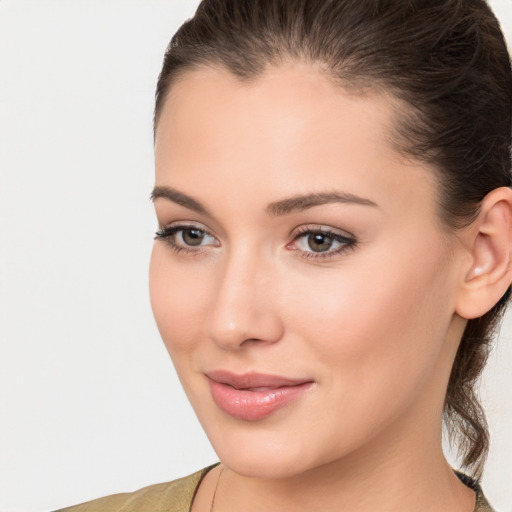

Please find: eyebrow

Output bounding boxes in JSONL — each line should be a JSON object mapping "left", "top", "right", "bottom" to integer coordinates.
{"left": 150, "top": 186, "right": 378, "bottom": 217}
{"left": 266, "top": 191, "right": 378, "bottom": 216}
{"left": 151, "top": 186, "right": 211, "bottom": 216}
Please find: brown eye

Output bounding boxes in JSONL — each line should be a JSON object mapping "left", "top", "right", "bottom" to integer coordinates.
{"left": 307, "top": 233, "right": 333, "bottom": 252}
{"left": 181, "top": 228, "right": 205, "bottom": 246}
{"left": 154, "top": 224, "right": 218, "bottom": 252}
{"left": 290, "top": 227, "right": 357, "bottom": 259}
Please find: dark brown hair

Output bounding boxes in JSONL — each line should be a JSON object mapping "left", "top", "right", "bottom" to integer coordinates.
{"left": 154, "top": 0, "right": 512, "bottom": 477}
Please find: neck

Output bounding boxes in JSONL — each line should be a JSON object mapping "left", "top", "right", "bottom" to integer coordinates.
{"left": 213, "top": 408, "right": 475, "bottom": 512}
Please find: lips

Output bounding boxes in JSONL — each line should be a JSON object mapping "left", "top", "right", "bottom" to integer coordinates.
{"left": 206, "top": 370, "right": 314, "bottom": 421}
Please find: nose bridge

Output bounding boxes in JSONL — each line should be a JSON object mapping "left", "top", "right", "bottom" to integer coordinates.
{"left": 207, "top": 244, "right": 283, "bottom": 349}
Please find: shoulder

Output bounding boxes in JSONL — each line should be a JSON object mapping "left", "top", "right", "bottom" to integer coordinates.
{"left": 474, "top": 488, "right": 495, "bottom": 512}
{"left": 55, "top": 465, "right": 218, "bottom": 512}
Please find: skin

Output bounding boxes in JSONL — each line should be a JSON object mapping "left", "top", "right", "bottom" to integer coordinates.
{"left": 150, "top": 64, "right": 480, "bottom": 512}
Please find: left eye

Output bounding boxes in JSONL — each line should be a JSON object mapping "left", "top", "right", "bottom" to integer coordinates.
{"left": 299, "top": 232, "right": 335, "bottom": 252}
{"left": 292, "top": 229, "right": 356, "bottom": 256}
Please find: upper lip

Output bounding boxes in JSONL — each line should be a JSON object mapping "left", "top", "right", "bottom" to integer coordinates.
{"left": 206, "top": 370, "right": 313, "bottom": 390}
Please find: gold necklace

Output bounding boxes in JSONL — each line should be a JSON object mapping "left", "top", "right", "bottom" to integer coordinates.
{"left": 210, "top": 465, "right": 225, "bottom": 512}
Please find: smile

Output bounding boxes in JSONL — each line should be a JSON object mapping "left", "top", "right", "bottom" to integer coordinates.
{"left": 206, "top": 370, "right": 315, "bottom": 421}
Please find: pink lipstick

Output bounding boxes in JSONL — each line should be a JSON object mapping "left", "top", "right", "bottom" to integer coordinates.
{"left": 206, "top": 370, "right": 314, "bottom": 421}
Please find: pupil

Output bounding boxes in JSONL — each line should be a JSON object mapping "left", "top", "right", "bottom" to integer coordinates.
{"left": 183, "top": 229, "right": 204, "bottom": 246}
{"left": 308, "top": 233, "right": 332, "bottom": 252}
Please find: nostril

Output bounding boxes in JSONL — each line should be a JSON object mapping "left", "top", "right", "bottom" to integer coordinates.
{"left": 208, "top": 316, "right": 284, "bottom": 350}
{"left": 241, "top": 338, "right": 264, "bottom": 345}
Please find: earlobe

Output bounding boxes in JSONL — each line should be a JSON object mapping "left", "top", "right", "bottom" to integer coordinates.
{"left": 455, "top": 186, "right": 512, "bottom": 320}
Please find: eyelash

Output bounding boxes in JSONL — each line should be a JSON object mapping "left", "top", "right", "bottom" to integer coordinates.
{"left": 154, "top": 224, "right": 216, "bottom": 256}
{"left": 154, "top": 224, "right": 357, "bottom": 260}
{"left": 290, "top": 226, "right": 357, "bottom": 260}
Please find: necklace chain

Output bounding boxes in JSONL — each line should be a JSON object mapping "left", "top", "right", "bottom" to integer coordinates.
{"left": 210, "top": 466, "right": 224, "bottom": 512}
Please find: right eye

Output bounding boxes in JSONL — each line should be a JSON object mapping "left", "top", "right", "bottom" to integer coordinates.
{"left": 154, "top": 224, "right": 219, "bottom": 253}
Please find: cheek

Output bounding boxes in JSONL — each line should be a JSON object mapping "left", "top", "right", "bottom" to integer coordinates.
{"left": 149, "top": 245, "right": 211, "bottom": 359}
{"left": 283, "top": 237, "right": 456, "bottom": 399}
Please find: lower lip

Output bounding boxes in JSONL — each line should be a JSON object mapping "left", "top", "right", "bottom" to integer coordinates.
{"left": 207, "top": 378, "right": 314, "bottom": 421}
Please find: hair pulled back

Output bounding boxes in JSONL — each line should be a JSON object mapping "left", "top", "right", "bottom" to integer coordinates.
{"left": 154, "top": 0, "right": 512, "bottom": 478}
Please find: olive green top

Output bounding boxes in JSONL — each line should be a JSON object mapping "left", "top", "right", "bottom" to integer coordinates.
{"left": 56, "top": 465, "right": 495, "bottom": 512}
{"left": 55, "top": 465, "right": 215, "bottom": 512}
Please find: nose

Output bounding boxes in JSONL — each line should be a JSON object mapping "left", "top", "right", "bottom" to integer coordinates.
{"left": 206, "top": 249, "right": 285, "bottom": 350}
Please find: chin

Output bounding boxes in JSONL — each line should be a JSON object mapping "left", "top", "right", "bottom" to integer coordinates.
{"left": 203, "top": 419, "right": 340, "bottom": 480}
{"left": 219, "top": 448, "right": 312, "bottom": 479}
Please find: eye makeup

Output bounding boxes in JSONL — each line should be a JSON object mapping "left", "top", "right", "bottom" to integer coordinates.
{"left": 288, "top": 225, "right": 357, "bottom": 260}
{"left": 155, "top": 222, "right": 357, "bottom": 261}
{"left": 154, "top": 224, "right": 219, "bottom": 256}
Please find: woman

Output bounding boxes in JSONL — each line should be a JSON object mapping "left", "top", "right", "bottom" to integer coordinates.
{"left": 59, "top": 0, "right": 512, "bottom": 510}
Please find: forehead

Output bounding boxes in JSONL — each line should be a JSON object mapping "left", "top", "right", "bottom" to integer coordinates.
{"left": 156, "top": 63, "right": 397, "bottom": 151}
{"left": 154, "top": 64, "right": 438, "bottom": 223}
{"left": 156, "top": 64, "right": 400, "bottom": 170}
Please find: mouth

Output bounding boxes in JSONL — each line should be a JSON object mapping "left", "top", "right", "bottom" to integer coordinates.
{"left": 206, "top": 370, "right": 315, "bottom": 421}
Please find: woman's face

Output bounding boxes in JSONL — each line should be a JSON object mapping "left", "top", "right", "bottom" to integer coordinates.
{"left": 150, "top": 65, "right": 466, "bottom": 478}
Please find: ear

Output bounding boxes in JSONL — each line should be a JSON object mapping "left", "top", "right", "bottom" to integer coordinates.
{"left": 455, "top": 186, "right": 512, "bottom": 320}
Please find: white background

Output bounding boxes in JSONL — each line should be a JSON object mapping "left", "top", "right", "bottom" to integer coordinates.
{"left": 0, "top": 1, "right": 510, "bottom": 511}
